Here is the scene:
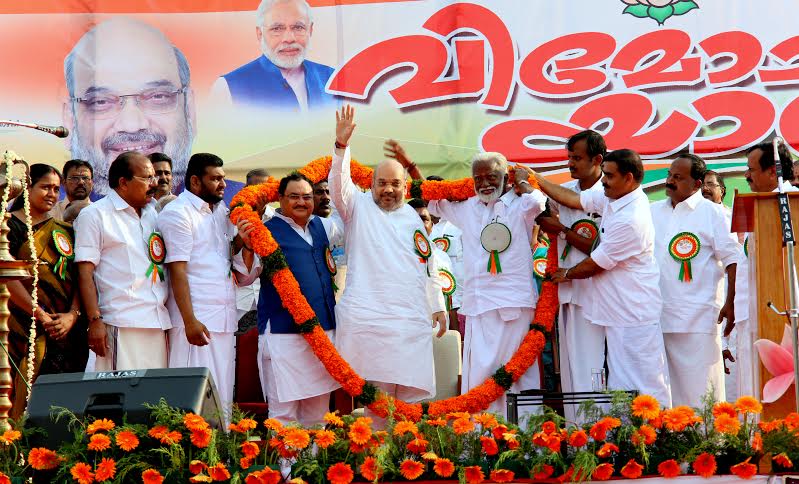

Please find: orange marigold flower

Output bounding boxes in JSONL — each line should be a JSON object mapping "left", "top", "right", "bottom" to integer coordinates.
{"left": 786, "top": 412, "right": 799, "bottom": 430}
{"left": 115, "top": 430, "right": 139, "bottom": 451}
{"left": 592, "top": 463, "right": 614, "bottom": 481}
{"left": 407, "top": 436, "right": 429, "bottom": 454}
{"left": 661, "top": 408, "right": 691, "bottom": 432}
{"left": 239, "top": 457, "right": 253, "bottom": 470}
{"left": 70, "top": 462, "right": 95, "bottom": 484}
{"left": 773, "top": 453, "right": 793, "bottom": 468}
{"left": 348, "top": 421, "right": 372, "bottom": 446}
{"left": 393, "top": 420, "right": 418, "bottom": 436}
{"left": 189, "top": 474, "right": 213, "bottom": 483}
{"left": 533, "top": 464, "right": 555, "bottom": 480}
{"left": 714, "top": 414, "right": 741, "bottom": 435}
{"left": 590, "top": 421, "right": 610, "bottom": 441}
{"left": 360, "top": 456, "right": 382, "bottom": 481}
{"left": 712, "top": 402, "right": 737, "bottom": 419}
{"left": 183, "top": 413, "right": 209, "bottom": 432}
{"left": 491, "top": 424, "right": 509, "bottom": 441}
{"left": 752, "top": 432, "right": 763, "bottom": 453}
{"left": 86, "top": 418, "right": 115, "bottom": 435}
{"left": 208, "top": 463, "right": 231, "bottom": 481}
{"left": 658, "top": 459, "right": 681, "bottom": 478}
{"left": 542, "top": 421, "right": 557, "bottom": 434}
{"left": 143, "top": 468, "right": 165, "bottom": 484}
{"left": 148, "top": 425, "right": 169, "bottom": 440}
{"left": 315, "top": 429, "right": 336, "bottom": 448}
{"left": 731, "top": 458, "right": 757, "bottom": 480}
{"left": 490, "top": 469, "right": 515, "bottom": 483}
{"left": 446, "top": 411, "right": 471, "bottom": 420}
{"left": 568, "top": 429, "right": 588, "bottom": 447}
{"left": 474, "top": 413, "right": 499, "bottom": 429}
{"left": 453, "top": 417, "right": 475, "bottom": 435}
{"left": 479, "top": 436, "right": 499, "bottom": 456}
{"left": 230, "top": 418, "right": 258, "bottom": 434}
{"left": 88, "top": 433, "right": 112, "bottom": 452}
{"left": 399, "top": 459, "right": 425, "bottom": 481}
{"left": 597, "top": 442, "right": 619, "bottom": 458}
{"left": 621, "top": 459, "right": 644, "bottom": 479}
{"left": 28, "top": 447, "right": 62, "bottom": 470}
{"left": 323, "top": 413, "right": 343, "bottom": 428}
{"left": 283, "top": 428, "right": 311, "bottom": 449}
{"left": 0, "top": 430, "right": 21, "bottom": 445}
{"left": 0, "top": 471, "right": 9, "bottom": 484}
{"left": 246, "top": 468, "right": 282, "bottom": 484}
{"left": 631, "top": 395, "right": 661, "bottom": 420}
{"left": 327, "top": 462, "right": 354, "bottom": 484}
{"left": 433, "top": 458, "right": 455, "bottom": 478}
{"left": 95, "top": 457, "right": 116, "bottom": 482}
{"left": 464, "top": 465, "right": 485, "bottom": 484}
{"left": 631, "top": 425, "right": 657, "bottom": 446}
{"left": 600, "top": 417, "right": 622, "bottom": 429}
{"left": 426, "top": 417, "right": 447, "bottom": 427}
{"left": 161, "top": 430, "right": 182, "bottom": 445}
{"left": 735, "top": 396, "right": 763, "bottom": 415}
{"left": 263, "top": 418, "right": 284, "bottom": 431}
{"left": 241, "top": 441, "right": 260, "bottom": 458}
{"left": 759, "top": 419, "right": 782, "bottom": 433}
{"left": 693, "top": 453, "right": 717, "bottom": 478}
{"left": 191, "top": 427, "right": 211, "bottom": 448}
{"left": 190, "top": 461, "right": 208, "bottom": 474}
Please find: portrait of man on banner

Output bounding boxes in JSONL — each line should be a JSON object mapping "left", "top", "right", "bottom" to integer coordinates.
{"left": 62, "top": 17, "right": 196, "bottom": 197}
{"left": 212, "top": 0, "right": 338, "bottom": 113}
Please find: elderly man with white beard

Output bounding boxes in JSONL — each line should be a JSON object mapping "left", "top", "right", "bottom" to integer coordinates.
{"left": 330, "top": 106, "right": 447, "bottom": 426}
{"left": 427, "top": 152, "right": 547, "bottom": 418}
{"left": 213, "top": 0, "right": 337, "bottom": 112}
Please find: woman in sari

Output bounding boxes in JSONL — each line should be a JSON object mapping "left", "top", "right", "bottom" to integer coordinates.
{"left": 7, "top": 163, "right": 87, "bottom": 417}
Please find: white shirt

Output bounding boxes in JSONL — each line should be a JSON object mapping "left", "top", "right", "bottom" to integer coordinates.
{"left": 74, "top": 190, "right": 171, "bottom": 330}
{"left": 579, "top": 186, "right": 661, "bottom": 327}
{"left": 281, "top": 66, "right": 308, "bottom": 112}
{"left": 158, "top": 190, "right": 238, "bottom": 333}
{"left": 430, "top": 220, "right": 463, "bottom": 308}
{"left": 651, "top": 190, "right": 740, "bottom": 333}
{"left": 428, "top": 189, "right": 546, "bottom": 318}
{"left": 551, "top": 178, "right": 603, "bottom": 308}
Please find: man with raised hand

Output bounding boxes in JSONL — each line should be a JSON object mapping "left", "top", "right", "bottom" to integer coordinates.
{"left": 650, "top": 154, "right": 739, "bottom": 407}
{"left": 427, "top": 150, "right": 547, "bottom": 418}
{"left": 522, "top": 149, "right": 671, "bottom": 406}
{"left": 330, "top": 106, "right": 447, "bottom": 425}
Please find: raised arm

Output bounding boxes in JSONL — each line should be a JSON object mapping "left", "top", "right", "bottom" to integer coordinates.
{"left": 384, "top": 139, "right": 423, "bottom": 180}
{"left": 330, "top": 105, "right": 358, "bottom": 223}
{"left": 515, "top": 165, "right": 584, "bottom": 210}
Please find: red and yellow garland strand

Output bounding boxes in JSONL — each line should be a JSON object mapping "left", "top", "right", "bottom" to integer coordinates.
{"left": 230, "top": 157, "right": 556, "bottom": 421}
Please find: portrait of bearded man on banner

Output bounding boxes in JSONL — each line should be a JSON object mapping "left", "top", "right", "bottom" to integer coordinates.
{"left": 62, "top": 17, "right": 195, "bottom": 197}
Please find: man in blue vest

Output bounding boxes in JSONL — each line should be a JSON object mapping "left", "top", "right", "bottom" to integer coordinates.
{"left": 243, "top": 172, "right": 343, "bottom": 425}
{"left": 215, "top": 0, "right": 336, "bottom": 112}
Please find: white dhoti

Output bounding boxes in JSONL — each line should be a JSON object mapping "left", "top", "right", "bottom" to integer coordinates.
{"left": 258, "top": 330, "right": 338, "bottom": 427}
{"left": 94, "top": 325, "right": 168, "bottom": 372}
{"left": 462, "top": 307, "right": 539, "bottom": 418}
{"left": 663, "top": 331, "right": 724, "bottom": 407}
{"left": 605, "top": 323, "right": 671, "bottom": 408}
{"left": 558, "top": 303, "right": 606, "bottom": 422}
{"left": 168, "top": 328, "right": 235, "bottom": 419}
{"left": 735, "top": 321, "right": 757, "bottom": 399}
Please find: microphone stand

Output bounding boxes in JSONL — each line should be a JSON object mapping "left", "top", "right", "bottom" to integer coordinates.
{"left": 767, "top": 137, "right": 799, "bottom": 412}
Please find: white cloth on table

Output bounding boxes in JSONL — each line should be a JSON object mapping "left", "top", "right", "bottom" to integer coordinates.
{"left": 168, "top": 328, "right": 235, "bottom": 418}
{"left": 331, "top": 147, "right": 445, "bottom": 402}
{"left": 462, "top": 308, "right": 538, "bottom": 418}
{"left": 93, "top": 326, "right": 168, "bottom": 371}
{"left": 558, "top": 303, "right": 605, "bottom": 422}
{"left": 605, "top": 323, "right": 671, "bottom": 407}
{"left": 258, "top": 332, "right": 333, "bottom": 426}
{"left": 430, "top": 220, "right": 464, "bottom": 309}
{"left": 664, "top": 332, "right": 725, "bottom": 407}
{"left": 74, "top": 190, "right": 171, "bottom": 330}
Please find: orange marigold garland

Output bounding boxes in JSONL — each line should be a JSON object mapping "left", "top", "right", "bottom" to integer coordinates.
{"left": 229, "top": 157, "right": 557, "bottom": 421}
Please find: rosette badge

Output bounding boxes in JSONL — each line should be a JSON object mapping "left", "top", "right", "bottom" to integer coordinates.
{"left": 621, "top": 0, "right": 698, "bottom": 25}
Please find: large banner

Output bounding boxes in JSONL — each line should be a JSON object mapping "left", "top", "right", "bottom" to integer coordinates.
{"left": 1, "top": 0, "right": 797, "bottom": 198}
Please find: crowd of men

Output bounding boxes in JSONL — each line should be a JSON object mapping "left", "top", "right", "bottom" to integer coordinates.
{"left": 17, "top": 104, "right": 785, "bottom": 427}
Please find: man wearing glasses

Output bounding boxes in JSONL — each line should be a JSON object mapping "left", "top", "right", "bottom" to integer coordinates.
{"left": 213, "top": 0, "right": 337, "bottom": 111}
{"left": 63, "top": 17, "right": 195, "bottom": 197}
{"left": 51, "top": 159, "right": 93, "bottom": 222}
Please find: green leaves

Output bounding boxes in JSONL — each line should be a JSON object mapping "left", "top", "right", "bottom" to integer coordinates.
{"left": 622, "top": 1, "right": 699, "bottom": 25}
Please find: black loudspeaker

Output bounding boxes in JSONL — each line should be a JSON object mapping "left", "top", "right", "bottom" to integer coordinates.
{"left": 25, "top": 367, "right": 222, "bottom": 447}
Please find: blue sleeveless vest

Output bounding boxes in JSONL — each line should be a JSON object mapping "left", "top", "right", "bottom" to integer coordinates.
{"left": 257, "top": 216, "right": 336, "bottom": 334}
{"left": 222, "top": 55, "right": 337, "bottom": 111}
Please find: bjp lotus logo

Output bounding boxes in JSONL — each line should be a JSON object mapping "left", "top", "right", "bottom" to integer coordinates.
{"left": 622, "top": 0, "right": 698, "bottom": 25}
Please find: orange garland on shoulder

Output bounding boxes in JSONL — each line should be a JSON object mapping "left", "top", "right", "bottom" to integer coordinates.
{"left": 231, "top": 157, "right": 555, "bottom": 421}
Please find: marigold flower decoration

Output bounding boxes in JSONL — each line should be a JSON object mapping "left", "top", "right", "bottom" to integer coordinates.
{"left": 630, "top": 425, "right": 657, "bottom": 446}
{"left": 323, "top": 412, "right": 344, "bottom": 428}
{"left": 115, "top": 430, "right": 139, "bottom": 451}
{"left": 327, "top": 462, "right": 355, "bottom": 484}
{"left": 283, "top": 428, "right": 311, "bottom": 449}
{"left": 142, "top": 468, "right": 165, "bottom": 484}
{"left": 533, "top": 464, "right": 555, "bottom": 480}
{"left": 209, "top": 463, "right": 231, "bottom": 481}
{"left": 621, "top": 459, "right": 644, "bottom": 479}
{"left": 714, "top": 413, "right": 741, "bottom": 435}
{"left": 597, "top": 442, "right": 619, "bottom": 458}
{"left": 95, "top": 457, "right": 116, "bottom": 482}
{"left": 315, "top": 429, "right": 336, "bottom": 448}
{"left": 712, "top": 401, "right": 738, "bottom": 419}
{"left": 70, "top": 462, "right": 95, "bottom": 484}
{"left": 464, "top": 465, "right": 485, "bottom": 484}
{"left": 191, "top": 426, "right": 212, "bottom": 448}
{"left": 28, "top": 447, "right": 62, "bottom": 470}
{"left": 631, "top": 394, "right": 661, "bottom": 420}
{"left": 434, "top": 458, "right": 455, "bottom": 478}
{"left": 399, "top": 459, "right": 425, "bottom": 480}
{"left": 360, "top": 456, "right": 382, "bottom": 481}
{"left": 735, "top": 395, "right": 763, "bottom": 414}
{"left": 0, "top": 429, "right": 20, "bottom": 445}
{"left": 88, "top": 433, "right": 112, "bottom": 452}
{"left": 490, "top": 469, "right": 515, "bottom": 483}
{"left": 773, "top": 453, "right": 793, "bottom": 468}
{"left": 86, "top": 418, "right": 115, "bottom": 435}
{"left": 731, "top": 458, "right": 758, "bottom": 480}
{"left": 479, "top": 436, "right": 499, "bottom": 455}
{"left": 658, "top": 459, "right": 681, "bottom": 478}
{"left": 568, "top": 429, "right": 588, "bottom": 447}
{"left": 592, "top": 463, "right": 614, "bottom": 481}
{"left": 693, "top": 453, "right": 717, "bottom": 478}
{"left": 229, "top": 158, "right": 558, "bottom": 421}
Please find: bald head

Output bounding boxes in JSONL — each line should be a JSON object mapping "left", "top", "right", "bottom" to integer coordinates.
{"left": 372, "top": 159, "right": 406, "bottom": 211}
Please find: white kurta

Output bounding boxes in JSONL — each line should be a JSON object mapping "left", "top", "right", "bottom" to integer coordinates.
{"left": 330, "top": 148, "right": 445, "bottom": 402}
{"left": 650, "top": 190, "right": 740, "bottom": 407}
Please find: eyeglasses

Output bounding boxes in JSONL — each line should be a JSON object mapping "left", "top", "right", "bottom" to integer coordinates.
{"left": 72, "top": 87, "right": 186, "bottom": 120}
{"left": 703, "top": 182, "right": 721, "bottom": 188}
{"left": 66, "top": 175, "right": 92, "bottom": 183}
{"left": 266, "top": 23, "right": 309, "bottom": 37}
{"left": 132, "top": 175, "right": 159, "bottom": 185}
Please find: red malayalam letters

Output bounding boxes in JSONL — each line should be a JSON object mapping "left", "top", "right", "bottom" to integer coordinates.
{"left": 610, "top": 30, "right": 701, "bottom": 89}
{"left": 691, "top": 90, "right": 775, "bottom": 156}
{"left": 699, "top": 31, "right": 763, "bottom": 87}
